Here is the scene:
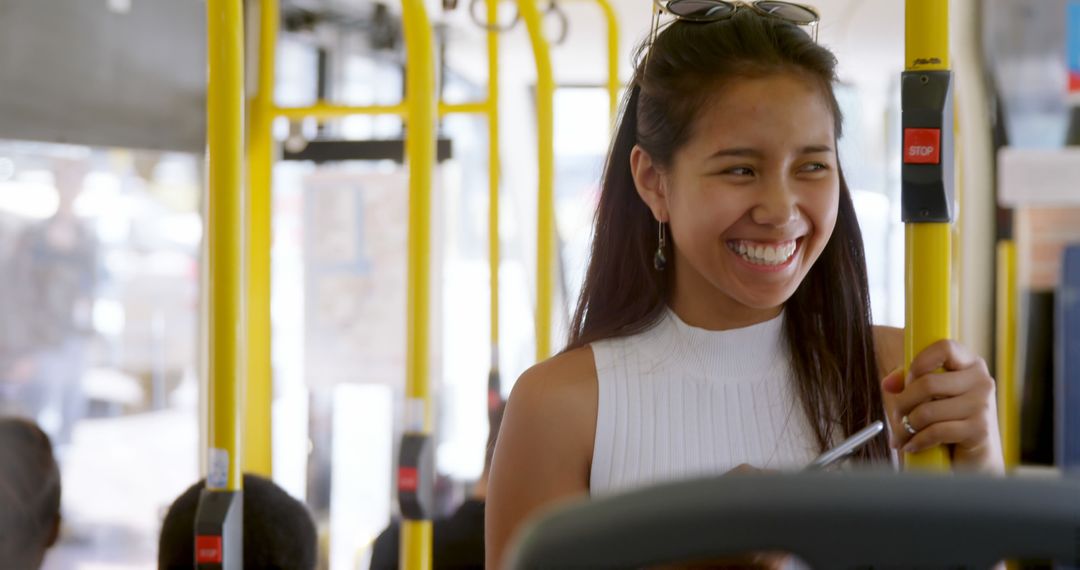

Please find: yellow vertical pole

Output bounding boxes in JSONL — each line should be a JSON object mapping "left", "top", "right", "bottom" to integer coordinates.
{"left": 244, "top": 0, "right": 278, "bottom": 479}
{"left": 903, "top": 0, "right": 951, "bottom": 471}
{"left": 206, "top": 0, "right": 246, "bottom": 493}
{"left": 487, "top": 0, "right": 502, "bottom": 396}
{"left": 400, "top": 0, "right": 437, "bottom": 565}
{"left": 517, "top": 0, "right": 556, "bottom": 361}
{"left": 997, "top": 240, "right": 1020, "bottom": 470}
{"left": 593, "top": 0, "right": 620, "bottom": 122}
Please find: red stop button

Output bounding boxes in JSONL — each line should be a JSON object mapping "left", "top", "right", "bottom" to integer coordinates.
{"left": 195, "top": 535, "right": 223, "bottom": 564}
{"left": 904, "top": 128, "right": 941, "bottom": 164}
{"left": 399, "top": 467, "right": 419, "bottom": 492}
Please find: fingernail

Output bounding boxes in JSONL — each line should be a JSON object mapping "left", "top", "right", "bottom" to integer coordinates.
{"left": 902, "top": 444, "right": 916, "bottom": 453}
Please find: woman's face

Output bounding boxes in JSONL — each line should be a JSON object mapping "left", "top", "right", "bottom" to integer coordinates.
{"left": 634, "top": 73, "right": 840, "bottom": 315}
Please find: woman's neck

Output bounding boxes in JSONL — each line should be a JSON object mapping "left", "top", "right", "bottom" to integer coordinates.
{"left": 669, "top": 262, "right": 783, "bottom": 331}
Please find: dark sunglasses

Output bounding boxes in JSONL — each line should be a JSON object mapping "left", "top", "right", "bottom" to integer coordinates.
{"left": 646, "top": 0, "right": 820, "bottom": 68}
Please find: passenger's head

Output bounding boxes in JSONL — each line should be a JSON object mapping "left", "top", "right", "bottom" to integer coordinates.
{"left": 570, "top": 6, "right": 887, "bottom": 462}
{"left": 158, "top": 474, "right": 318, "bottom": 570}
{"left": 0, "top": 417, "right": 62, "bottom": 570}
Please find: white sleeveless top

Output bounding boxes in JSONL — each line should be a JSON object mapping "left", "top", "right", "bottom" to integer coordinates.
{"left": 589, "top": 308, "right": 821, "bottom": 496}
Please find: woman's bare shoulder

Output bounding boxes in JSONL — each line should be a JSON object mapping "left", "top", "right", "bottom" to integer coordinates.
{"left": 506, "top": 346, "right": 598, "bottom": 435}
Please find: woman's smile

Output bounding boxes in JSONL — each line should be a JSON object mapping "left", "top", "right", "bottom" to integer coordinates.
{"left": 725, "top": 237, "right": 803, "bottom": 272}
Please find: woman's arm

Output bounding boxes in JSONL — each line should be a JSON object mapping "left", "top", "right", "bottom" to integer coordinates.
{"left": 484, "top": 347, "right": 598, "bottom": 569}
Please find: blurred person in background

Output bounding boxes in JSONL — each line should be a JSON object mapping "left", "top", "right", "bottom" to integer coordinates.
{"left": 0, "top": 159, "right": 99, "bottom": 446}
{"left": 158, "top": 474, "right": 318, "bottom": 570}
{"left": 0, "top": 416, "right": 63, "bottom": 570}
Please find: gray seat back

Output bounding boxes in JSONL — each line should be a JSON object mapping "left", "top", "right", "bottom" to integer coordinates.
{"left": 505, "top": 471, "right": 1080, "bottom": 569}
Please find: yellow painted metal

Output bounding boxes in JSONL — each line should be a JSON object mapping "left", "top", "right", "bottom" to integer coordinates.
{"left": 401, "top": 520, "right": 433, "bottom": 570}
{"left": 275, "top": 102, "right": 408, "bottom": 119}
{"left": 517, "top": 0, "right": 556, "bottom": 361}
{"left": 902, "top": 0, "right": 951, "bottom": 472}
{"left": 274, "top": 101, "right": 495, "bottom": 120}
{"left": 904, "top": 224, "right": 952, "bottom": 470}
{"left": 593, "top": 0, "right": 620, "bottom": 121}
{"left": 996, "top": 240, "right": 1019, "bottom": 470}
{"left": 400, "top": 0, "right": 437, "bottom": 564}
{"left": 243, "top": 0, "right": 278, "bottom": 479}
{"left": 562, "top": 0, "right": 620, "bottom": 120}
{"left": 206, "top": 0, "right": 245, "bottom": 492}
{"left": 441, "top": 101, "right": 490, "bottom": 116}
{"left": 401, "top": 0, "right": 436, "bottom": 445}
{"left": 487, "top": 0, "right": 501, "bottom": 365}
{"left": 904, "top": 0, "right": 949, "bottom": 71}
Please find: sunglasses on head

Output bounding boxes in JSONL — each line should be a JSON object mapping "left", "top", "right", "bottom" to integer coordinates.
{"left": 646, "top": 0, "right": 820, "bottom": 68}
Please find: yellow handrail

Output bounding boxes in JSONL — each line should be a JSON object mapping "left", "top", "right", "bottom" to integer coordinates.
{"left": 561, "top": 0, "right": 620, "bottom": 121}
{"left": 593, "top": 0, "right": 620, "bottom": 122}
{"left": 206, "top": 0, "right": 246, "bottom": 492}
{"left": 517, "top": 0, "right": 556, "bottom": 361}
{"left": 400, "top": 0, "right": 437, "bottom": 566}
{"left": 487, "top": 0, "right": 502, "bottom": 388}
{"left": 244, "top": 0, "right": 279, "bottom": 479}
{"left": 996, "top": 240, "right": 1019, "bottom": 470}
{"left": 274, "top": 101, "right": 493, "bottom": 120}
{"left": 903, "top": 0, "right": 951, "bottom": 471}
{"left": 275, "top": 102, "right": 408, "bottom": 119}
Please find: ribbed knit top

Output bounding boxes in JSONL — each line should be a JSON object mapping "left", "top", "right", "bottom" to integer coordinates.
{"left": 589, "top": 308, "right": 821, "bottom": 496}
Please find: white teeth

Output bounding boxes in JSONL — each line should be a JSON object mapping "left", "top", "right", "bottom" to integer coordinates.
{"left": 728, "top": 239, "right": 798, "bottom": 266}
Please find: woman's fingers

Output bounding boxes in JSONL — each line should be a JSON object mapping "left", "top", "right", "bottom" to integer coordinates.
{"left": 907, "top": 339, "right": 985, "bottom": 379}
{"left": 880, "top": 367, "right": 904, "bottom": 395}
{"left": 890, "top": 370, "right": 984, "bottom": 419}
{"left": 902, "top": 416, "right": 993, "bottom": 455}
{"left": 727, "top": 463, "right": 757, "bottom": 475}
{"left": 890, "top": 392, "right": 987, "bottom": 449}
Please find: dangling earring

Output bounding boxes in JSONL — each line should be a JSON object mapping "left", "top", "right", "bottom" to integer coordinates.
{"left": 653, "top": 221, "right": 667, "bottom": 271}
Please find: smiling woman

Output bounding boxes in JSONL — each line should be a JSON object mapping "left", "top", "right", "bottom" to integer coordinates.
{"left": 485, "top": 5, "right": 1003, "bottom": 567}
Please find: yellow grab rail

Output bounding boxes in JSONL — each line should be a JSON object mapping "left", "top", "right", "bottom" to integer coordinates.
{"left": 563, "top": 0, "right": 620, "bottom": 121}
{"left": 903, "top": 0, "right": 952, "bottom": 471}
{"left": 487, "top": 0, "right": 503, "bottom": 392}
{"left": 400, "top": 0, "right": 438, "bottom": 565}
{"left": 275, "top": 103, "right": 408, "bottom": 119}
{"left": 594, "top": 0, "right": 620, "bottom": 121}
{"left": 516, "top": 0, "right": 556, "bottom": 361}
{"left": 996, "top": 240, "right": 1019, "bottom": 470}
{"left": 206, "top": 0, "right": 246, "bottom": 493}
{"left": 904, "top": 224, "right": 952, "bottom": 470}
{"left": 244, "top": 0, "right": 279, "bottom": 479}
{"left": 274, "top": 101, "right": 497, "bottom": 121}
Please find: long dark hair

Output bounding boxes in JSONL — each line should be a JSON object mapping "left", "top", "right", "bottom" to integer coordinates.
{"left": 566, "top": 10, "right": 888, "bottom": 463}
